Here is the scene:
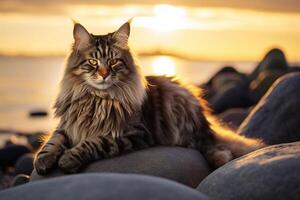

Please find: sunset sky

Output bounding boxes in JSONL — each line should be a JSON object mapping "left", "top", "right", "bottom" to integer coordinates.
{"left": 1, "top": 0, "right": 300, "bottom": 61}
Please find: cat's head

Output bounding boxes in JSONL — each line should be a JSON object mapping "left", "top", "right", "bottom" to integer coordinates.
{"left": 66, "top": 20, "right": 141, "bottom": 91}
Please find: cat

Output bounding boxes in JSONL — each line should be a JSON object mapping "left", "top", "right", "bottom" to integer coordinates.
{"left": 34, "top": 20, "right": 264, "bottom": 174}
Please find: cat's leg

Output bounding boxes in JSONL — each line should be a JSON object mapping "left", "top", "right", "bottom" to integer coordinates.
{"left": 202, "top": 143, "right": 234, "bottom": 168}
{"left": 199, "top": 125, "right": 264, "bottom": 168}
{"left": 58, "top": 124, "right": 153, "bottom": 173}
{"left": 57, "top": 136, "right": 119, "bottom": 173}
{"left": 196, "top": 131, "right": 234, "bottom": 169}
{"left": 34, "top": 130, "right": 68, "bottom": 175}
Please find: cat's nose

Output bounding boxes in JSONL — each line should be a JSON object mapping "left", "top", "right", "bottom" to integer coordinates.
{"left": 98, "top": 66, "right": 109, "bottom": 79}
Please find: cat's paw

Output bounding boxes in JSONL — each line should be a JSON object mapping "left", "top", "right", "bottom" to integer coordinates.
{"left": 34, "top": 152, "right": 58, "bottom": 175}
{"left": 206, "top": 145, "right": 234, "bottom": 168}
{"left": 58, "top": 150, "right": 82, "bottom": 174}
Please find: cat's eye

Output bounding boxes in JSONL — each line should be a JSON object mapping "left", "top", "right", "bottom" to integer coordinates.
{"left": 88, "top": 59, "right": 98, "bottom": 66}
{"left": 109, "top": 59, "right": 118, "bottom": 65}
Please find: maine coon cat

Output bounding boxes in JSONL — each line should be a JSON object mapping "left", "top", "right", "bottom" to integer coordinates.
{"left": 34, "top": 20, "right": 264, "bottom": 174}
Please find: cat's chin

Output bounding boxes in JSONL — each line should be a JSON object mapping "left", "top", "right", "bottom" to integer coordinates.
{"left": 87, "top": 81, "right": 112, "bottom": 90}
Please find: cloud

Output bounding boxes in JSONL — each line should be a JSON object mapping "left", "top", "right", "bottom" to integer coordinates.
{"left": 1, "top": 0, "right": 300, "bottom": 15}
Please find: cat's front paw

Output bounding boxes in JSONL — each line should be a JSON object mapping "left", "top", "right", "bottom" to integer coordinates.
{"left": 206, "top": 144, "right": 234, "bottom": 168}
{"left": 34, "top": 152, "right": 58, "bottom": 175}
{"left": 58, "top": 150, "right": 82, "bottom": 174}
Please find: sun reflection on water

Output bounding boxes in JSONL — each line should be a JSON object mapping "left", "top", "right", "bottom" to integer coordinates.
{"left": 152, "top": 56, "right": 176, "bottom": 76}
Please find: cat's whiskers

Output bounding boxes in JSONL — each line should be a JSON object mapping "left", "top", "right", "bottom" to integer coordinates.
{"left": 112, "top": 82, "right": 127, "bottom": 97}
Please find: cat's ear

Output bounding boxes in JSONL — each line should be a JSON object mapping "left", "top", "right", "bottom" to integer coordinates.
{"left": 73, "top": 22, "right": 92, "bottom": 50}
{"left": 113, "top": 19, "right": 132, "bottom": 49}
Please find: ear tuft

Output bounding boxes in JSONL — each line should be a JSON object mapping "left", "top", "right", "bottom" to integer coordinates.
{"left": 72, "top": 19, "right": 78, "bottom": 25}
{"left": 73, "top": 23, "right": 91, "bottom": 50}
{"left": 113, "top": 20, "right": 131, "bottom": 49}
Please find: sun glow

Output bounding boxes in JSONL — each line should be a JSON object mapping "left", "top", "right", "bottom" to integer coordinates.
{"left": 134, "top": 4, "right": 188, "bottom": 33}
{"left": 152, "top": 56, "right": 176, "bottom": 76}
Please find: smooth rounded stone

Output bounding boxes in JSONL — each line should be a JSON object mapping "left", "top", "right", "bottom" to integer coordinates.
{"left": 210, "top": 66, "right": 246, "bottom": 94}
{"left": 201, "top": 66, "right": 245, "bottom": 102}
{"left": 2, "top": 173, "right": 210, "bottom": 200}
{"left": 0, "top": 144, "right": 31, "bottom": 167}
{"left": 211, "top": 82, "right": 253, "bottom": 114}
{"left": 11, "top": 174, "right": 30, "bottom": 187}
{"left": 219, "top": 108, "right": 250, "bottom": 130}
{"left": 15, "top": 154, "right": 34, "bottom": 175}
{"left": 197, "top": 142, "right": 300, "bottom": 200}
{"left": 238, "top": 72, "right": 300, "bottom": 145}
{"left": 249, "top": 70, "right": 286, "bottom": 103}
{"left": 249, "top": 48, "right": 288, "bottom": 81}
{"left": 31, "top": 147, "right": 211, "bottom": 187}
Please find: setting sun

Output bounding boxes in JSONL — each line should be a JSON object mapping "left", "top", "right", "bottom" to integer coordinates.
{"left": 134, "top": 4, "right": 188, "bottom": 33}
{"left": 152, "top": 56, "right": 176, "bottom": 76}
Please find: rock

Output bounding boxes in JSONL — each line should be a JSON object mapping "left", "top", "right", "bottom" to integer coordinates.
{"left": 289, "top": 66, "right": 300, "bottom": 73}
{"left": 209, "top": 66, "right": 245, "bottom": 92}
{"left": 1, "top": 173, "right": 210, "bottom": 200}
{"left": 218, "top": 108, "right": 250, "bottom": 130}
{"left": 249, "top": 70, "right": 286, "bottom": 103}
{"left": 197, "top": 141, "right": 300, "bottom": 200}
{"left": 239, "top": 73, "right": 300, "bottom": 145}
{"left": 30, "top": 147, "right": 211, "bottom": 188}
{"left": 0, "top": 145, "right": 31, "bottom": 167}
{"left": 246, "top": 48, "right": 289, "bottom": 103}
{"left": 11, "top": 174, "right": 30, "bottom": 187}
{"left": 15, "top": 154, "right": 34, "bottom": 175}
{"left": 249, "top": 48, "right": 288, "bottom": 81}
{"left": 211, "top": 82, "right": 254, "bottom": 114}
{"left": 202, "top": 66, "right": 247, "bottom": 103}
{"left": 29, "top": 110, "right": 48, "bottom": 117}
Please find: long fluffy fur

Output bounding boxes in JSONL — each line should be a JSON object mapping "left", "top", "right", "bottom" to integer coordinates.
{"left": 34, "top": 22, "right": 265, "bottom": 175}
{"left": 54, "top": 51, "right": 146, "bottom": 145}
{"left": 143, "top": 76, "right": 265, "bottom": 157}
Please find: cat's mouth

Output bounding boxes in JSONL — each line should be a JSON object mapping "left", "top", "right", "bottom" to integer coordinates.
{"left": 86, "top": 79, "right": 112, "bottom": 90}
{"left": 95, "top": 79, "right": 105, "bottom": 84}
{"left": 95, "top": 80, "right": 112, "bottom": 89}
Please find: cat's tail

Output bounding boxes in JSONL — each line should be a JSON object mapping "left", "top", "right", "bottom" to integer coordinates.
{"left": 204, "top": 115, "right": 266, "bottom": 167}
{"left": 210, "top": 115, "right": 265, "bottom": 156}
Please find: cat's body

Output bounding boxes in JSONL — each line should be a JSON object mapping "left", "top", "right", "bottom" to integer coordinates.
{"left": 34, "top": 21, "right": 264, "bottom": 174}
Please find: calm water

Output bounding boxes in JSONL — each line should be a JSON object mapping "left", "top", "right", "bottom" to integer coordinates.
{"left": 0, "top": 55, "right": 256, "bottom": 132}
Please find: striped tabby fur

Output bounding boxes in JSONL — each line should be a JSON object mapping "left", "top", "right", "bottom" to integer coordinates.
{"left": 34, "top": 21, "right": 264, "bottom": 174}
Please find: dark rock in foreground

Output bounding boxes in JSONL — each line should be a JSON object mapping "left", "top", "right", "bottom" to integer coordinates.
{"left": 11, "top": 174, "right": 30, "bottom": 187}
{"left": 1, "top": 173, "right": 210, "bottom": 200}
{"left": 29, "top": 110, "right": 48, "bottom": 118}
{"left": 15, "top": 153, "right": 34, "bottom": 175}
{"left": 197, "top": 141, "right": 300, "bottom": 200}
{"left": 31, "top": 147, "right": 211, "bottom": 188}
{"left": 0, "top": 145, "right": 31, "bottom": 167}
{"left": 239, "top": 72, "right": 300, "bottom": 145}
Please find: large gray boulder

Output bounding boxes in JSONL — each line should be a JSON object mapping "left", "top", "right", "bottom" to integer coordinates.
{"left": 197, "top": 141, "right": 300, "bottom": 200}
{"left": 31, "top": 147, "right": 210, "bottom": 188}
{"left": 1, "top": 173, "right": 210, "bottom": 200}
{"left": 239, "top": 73, "right": 300, "bottom": 144}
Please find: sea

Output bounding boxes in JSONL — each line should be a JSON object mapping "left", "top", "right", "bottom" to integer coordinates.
{"left": 0, "top": 55, "right": 257, "bottom": 133}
